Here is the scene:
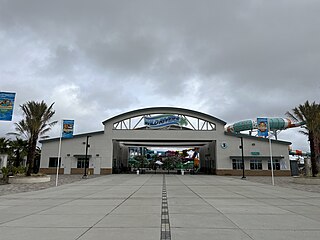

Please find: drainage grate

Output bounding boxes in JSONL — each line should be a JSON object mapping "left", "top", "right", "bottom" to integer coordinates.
{"left": 161, "top": 175, "right": 171, "bottom": 240}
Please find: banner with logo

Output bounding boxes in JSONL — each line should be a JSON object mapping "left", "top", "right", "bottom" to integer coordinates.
{"left": 257, "top": 118, "right": 268, "bottom": 137}
{"left": 144, "top": 114, "right": 188, "bottom": 129}
{"left": 62, "top": 120, "right": 74, "bottom": 138}
{"left": 0, "top": 92, "right": 16, "bottom": 121}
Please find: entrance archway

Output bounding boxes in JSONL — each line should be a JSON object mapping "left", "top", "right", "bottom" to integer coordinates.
{"left": 103, "top": 107, "right": 226, "bottom": 174}
{"left": 112, "top": 139, "right": 216, "bottom": 174}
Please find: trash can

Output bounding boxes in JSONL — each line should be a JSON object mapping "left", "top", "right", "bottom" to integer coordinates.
{"left": 290, "top": 160, "right": 299, "bottom": 176}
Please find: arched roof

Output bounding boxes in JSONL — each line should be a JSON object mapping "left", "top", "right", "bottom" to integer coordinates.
{"left": 102, "top": 107, "right": 226, "bottom": 125}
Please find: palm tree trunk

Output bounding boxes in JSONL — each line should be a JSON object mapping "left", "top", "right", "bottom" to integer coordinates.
{"left": 26, "top": 138, "right": 37, "bottom": 176}
{"left": 310, "top": 132, "right": 318, "bottom": 177}
{"left": 14, "top": 150, "right": 20, "bottom": 167}
{"left": 316, "top": 137, "right": 320, "bottom": 175}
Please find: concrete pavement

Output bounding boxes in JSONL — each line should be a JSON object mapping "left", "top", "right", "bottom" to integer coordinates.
{"left": 0, "top": 174, "right": 320, "bottom": 240}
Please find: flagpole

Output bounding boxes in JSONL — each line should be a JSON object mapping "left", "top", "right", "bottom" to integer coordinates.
{"left": 268, "top": 118, "right": 275, "bottom": 186}
{"left": 55, "top": 120, "right": 63, "bottom": 187}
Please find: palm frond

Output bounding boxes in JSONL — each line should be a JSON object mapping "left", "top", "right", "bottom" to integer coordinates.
{"left": 298, "top": 130, "right": 309, "bottom": 136}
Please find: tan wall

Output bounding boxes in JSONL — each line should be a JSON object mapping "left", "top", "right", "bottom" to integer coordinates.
{"left": 39, "top": 168, "right": 64, "bottom": 174}
{"left": 216, "top": 169, "right": 291, "bottom": 176}
{"left": 100, "top": 168, "right": 112, "bottom": 174}
{"left": 70, "top": 168, "right": 94, "bottom": 175}
{"left": 40, "top": 168, "right": 97, "bottom": 175}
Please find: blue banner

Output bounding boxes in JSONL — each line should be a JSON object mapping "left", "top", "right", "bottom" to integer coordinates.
{"left": 0, "top": 92, "right": 16, "bottom": 121}
{"left": 257, "top": 118, "right": 268, "bottom": 137}
{"left": 62, "top": 120, "right": 74, "bottom": 138}
{"left": 144, "top": 115, "right": 187, "bottom": 129}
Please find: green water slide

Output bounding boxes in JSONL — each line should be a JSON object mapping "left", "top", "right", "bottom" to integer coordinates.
{"left": 225, "top": 118, "right": 305, "bottom": 133}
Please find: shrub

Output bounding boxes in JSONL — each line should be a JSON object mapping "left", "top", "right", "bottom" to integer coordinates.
{"left": 1, "top": 167, "right": 9, "bottom": 183}
{"left": 7, "top": 165, "right": 26, "bottom": 176}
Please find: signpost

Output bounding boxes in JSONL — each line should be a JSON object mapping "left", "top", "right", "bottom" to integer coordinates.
{"left": 83, "top": 135, "right": 91, "bottom": 178}
{"left": 267, "top": 118, "right": 275, "bottom": 186}
{"left": 258, "top": 117, "right": 274, "bottom": 185}
{"left": 56, "top": 120, "right": 74, "bottom": 186}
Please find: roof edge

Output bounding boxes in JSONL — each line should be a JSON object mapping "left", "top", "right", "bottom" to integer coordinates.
{"left": 102, "top": 107, "right": 226, "bottom": 125}
{"left": 224, "top": 132, "right": 292, "bottom": 145}
{"left": 39, "top": 130, "right": 104, "bottom": 143}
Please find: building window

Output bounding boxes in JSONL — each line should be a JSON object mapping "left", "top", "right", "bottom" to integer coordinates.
{"left": 77, "top": 158, "right": 89, "bottom": 168}
{"left": 268, "top": 159, "right": 280, "bottom": 170}
{"left": 49, "top": 157, "right": 61, "bottom": 168}
{"left": 232, "top": 159, "right": 243, "bottom": 169}
{"left": 250, "top": 160, "right": 262, "bottom": 170}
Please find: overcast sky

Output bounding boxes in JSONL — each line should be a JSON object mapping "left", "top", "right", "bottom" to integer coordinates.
{"left": 1, "top": 0, "right": 319, "bottom": 152}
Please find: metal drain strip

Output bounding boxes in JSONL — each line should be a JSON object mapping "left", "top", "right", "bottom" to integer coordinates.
{"left": 161, "top": 175, "right": 171, "bottom": 239}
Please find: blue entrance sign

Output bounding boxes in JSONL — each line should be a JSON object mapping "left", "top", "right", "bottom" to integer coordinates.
{"left": 0, "top": 92, "right": 16, "bottom": 121}
{"left": 144, "top": 115, "right": 187, "bottom": 129}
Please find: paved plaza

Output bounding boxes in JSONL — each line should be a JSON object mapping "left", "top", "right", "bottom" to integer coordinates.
{"left": 0, "top": 174, "right": 320, "bottom": 240}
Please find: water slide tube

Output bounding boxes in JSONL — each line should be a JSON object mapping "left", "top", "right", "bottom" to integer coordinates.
{"left": 225, "top": 118, "right": 308, "bottom": 156}
{"left": 225, "top": 118, "right": 305, "bottom": 133}
{"left": 289, "top": 150, "right": 310, "bottom": 157}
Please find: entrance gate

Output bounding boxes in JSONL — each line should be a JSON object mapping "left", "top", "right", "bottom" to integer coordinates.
{"left": 102, "top": 107, "right": 225, "bottom": 174}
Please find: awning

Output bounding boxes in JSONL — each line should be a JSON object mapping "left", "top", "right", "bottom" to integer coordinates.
{"left": 73, "top": 154, "right": 92, "bottom": 158}
{"left": 229, "top": 156, "right": 284, "bottom": 160}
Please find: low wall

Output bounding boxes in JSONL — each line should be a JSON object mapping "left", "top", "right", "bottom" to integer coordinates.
{"left": 8, "top": 175, "right": 51, "bottom": 184}
{"left": 293, "top": 177, "right": 320, "bottom": 185}
{"left": 216, "top": 169, "right": 291, "bottom": 176}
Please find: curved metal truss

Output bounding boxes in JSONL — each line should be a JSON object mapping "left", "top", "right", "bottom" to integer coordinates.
{"left": 113, "top": 114, "right": 216, "bottom": 131}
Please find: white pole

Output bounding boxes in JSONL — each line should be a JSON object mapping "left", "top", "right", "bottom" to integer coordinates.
{"left": 55, "top": 121, "right": 63, "bottom": 187}
{"left": 268, "top": 118, "right": 275, "bottom": 186}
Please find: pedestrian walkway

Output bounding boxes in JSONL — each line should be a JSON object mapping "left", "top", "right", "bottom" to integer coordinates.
{"left": 0, "top": 175, "right": 320, "bottom": 240}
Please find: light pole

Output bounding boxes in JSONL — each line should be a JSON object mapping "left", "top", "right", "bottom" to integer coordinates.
{"left": 83, "top": 136, "right": 91, "bottom": 178}
{"left": 240, "top": 136, "right": 246, "bottom": 179}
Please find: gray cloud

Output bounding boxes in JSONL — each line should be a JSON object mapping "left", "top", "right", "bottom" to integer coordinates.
{"left": 1, "top": 0, "right": 319, "bottom": 151}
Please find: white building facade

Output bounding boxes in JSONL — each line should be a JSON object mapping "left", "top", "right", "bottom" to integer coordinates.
{"left": 40, "top": 107, "right": 291, "bottom": 176}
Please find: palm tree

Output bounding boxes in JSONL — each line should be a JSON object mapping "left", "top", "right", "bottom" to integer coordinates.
{"left": 0, "top": 137, "right": 9, "bottom": 154}
{"left": 286, "top": 101, "right": 320, "bottom": 177}
{"left": 8, "top": 138, "right": 28, "bottom": 167}
{"left": 10, "top": 101, "right": 57, "bottom": 175}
